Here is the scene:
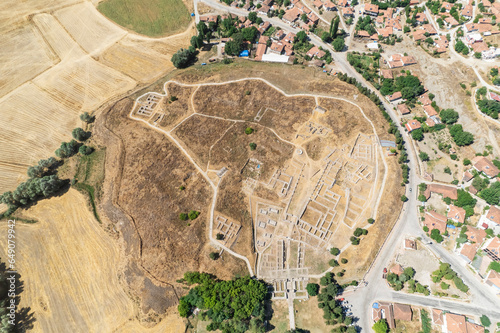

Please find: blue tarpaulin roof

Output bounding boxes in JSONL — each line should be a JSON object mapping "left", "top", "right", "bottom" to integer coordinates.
{"left": 447, "top": 224, "right": 456, "bottom": 229}
{"left": 372, "top": 303, "right": 380, "bottom": 309}
{"left": 239, "top": 50, "right": 249, "bottom": 57}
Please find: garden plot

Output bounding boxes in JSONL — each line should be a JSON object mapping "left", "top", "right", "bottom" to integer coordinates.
{"left": 54, "top": 2, "right": 127, "bottom": 54}
{"left": 0, "top": 24, "right": 57, "bottom": 97}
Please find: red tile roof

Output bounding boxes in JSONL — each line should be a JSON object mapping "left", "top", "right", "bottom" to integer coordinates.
{"left": 424, "top": 211, "right": 447, "bottom": 234}
{"left": 447, "top": 204, "right": 466, "bottom": 223}
{"left": 405, "top": 119, "right": 421, "bottom": 132}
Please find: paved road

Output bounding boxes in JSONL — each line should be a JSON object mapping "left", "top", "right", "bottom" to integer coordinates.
{"left": 194, "top": 1, "right": 500, "bottom": 330}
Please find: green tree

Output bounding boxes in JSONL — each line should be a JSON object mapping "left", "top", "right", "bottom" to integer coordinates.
{"left": 480, "top": 315, "right": 491, "bottom": 327}
{"left": 332, "top": 37, "right": 345, "bottom": 52}
{"left": 72, "top": 127, "right": 90, "bottom": 141}
{"left": 419, "top": 151, "right": 430, "bottom": 161}
{"left": 430, "top": 229, "right": 444, "bottom": 243}
{"left": 79, "top": 145, "right": 93, "bottom": 155}
{"left": 329, "top": 259, "right": 339, "bottom": 267}
{"left": 171, "top": 48, "right": 196, "bottom": 68}
{"left": 306, "top": 283, "right": 320, "bottom": 296}
{"left": 241, "top": 26, "right": 259, "bottom": 42}
{"left": 440, "top": 109, "right": 459, "bottom": 124}
{"left": 373, "top": 319, "right": 388, "bottom": 333}
{"left": 190, "top": 34, "right": 204, "bottom": 49}
{"left": 248, "top": 12, "right": 258, "bottom": 23}
{"left": 411, "top": 128, "right": 424, "bottom": 141}
{"left": 225, "top": 33, "right": 245, "bottom": 55}
{"left": 245, "top": 127, "right": 254, "bottom": 134}
{"left": 331, "top": 16, "right": 340, "bottom": 39}
{"left": 249, "top": 142, "right": 257, "bottom": 150}
{"left": 216, "top": 233, "right": 224, "bottom": 240}
{"left": 179, "top": 213, "right": 188, "bottom": 221}
{"left": 55, "top": 140, "right": 80, "bottom": 158}
{"left": 209, "top": 252, "right": 220, "bottom": 260}
{"left": 401, "top": 195, "right": 408, "bottom": 202}
{"left": 188, "top": 210, "right": 200, "bottom": 220}
{"left": 330, "top": 247, "right": 340, "bottom": 256}
{"left": 80, "top": 112, "right": 95, "bottom": 123}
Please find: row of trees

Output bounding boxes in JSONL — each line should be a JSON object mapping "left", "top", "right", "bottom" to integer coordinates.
{"left": 178, "top": 272, "right": 269, "bottom": 333}
{"left": 1, "top": 114, "right": 96, "bottom": 216}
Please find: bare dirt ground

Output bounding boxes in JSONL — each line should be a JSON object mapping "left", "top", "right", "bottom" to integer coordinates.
{"left": 0, "top": 0, "right": 194, "bottom": 193}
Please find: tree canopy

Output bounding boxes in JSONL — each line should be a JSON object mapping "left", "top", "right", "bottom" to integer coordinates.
{"left": 178, "top": 272, "right": 268, "bottom": 333}
{"left": 171, "top": 48, "right": 196, "bottom": 68}
{"left": 439, "top": 109, "right": 459, "bottom": 124}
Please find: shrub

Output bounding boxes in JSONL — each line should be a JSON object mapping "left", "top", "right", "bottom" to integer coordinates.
{"left": 341, "top": 258, "right": 348, "bottom": 264}
{"left": 441, "top": 282, "right": 450, "bottom": 290}
{"left": 249, "top": 142, "right": 257, "bottom": 150}
{"left": 188, "top": 210, "right": 200, "bottom": 220}
{"left": 419, "top": 152, "right": 430, "bottom": 161}
{"left": 79, "top": 145, "right": 93, "bottom": 155}
{"left": 368, "top": 218, "right": 375, "bottom": 224}
{"left": 209, "top": 252, "right": 220, "bottom": 260}
{"left": 401, "top": 195, "right": 408, "bottom": 202}
{"left": 480, "top": 315, "right": 491, "bottom": 327}
{"left": 179, "top": 213, "right": 188, "bottom": 221}
{"left": 330, "top": 247, "right": 340, "bottom": 256}
{"left": 216, "top": 233, "right": 224, "bottom": 240}
{"left": 245, "top": 127, "right": 254, "bottom": 134}
{"left": 179, "top": 185, "right": 185, "bottom": 190}
{"left": 329, "top": 259, "right": 339, "bottom": 267}
{"left": 80, "top": 112, "right": 95, "bottom": 123}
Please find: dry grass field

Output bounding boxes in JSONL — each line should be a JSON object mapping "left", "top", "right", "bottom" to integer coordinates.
{"left": 0, "top": 190, "right": 136, "bottom": 332}
{"left": 0, "top": 0, "right": 193, "bottom": 193}
{"left": 97, "top": 0, "right": 191, "bottom": 37}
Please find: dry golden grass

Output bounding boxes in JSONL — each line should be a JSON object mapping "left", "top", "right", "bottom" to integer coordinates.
{"left": 0, "top": 190, "right": 136, "bottom": 332}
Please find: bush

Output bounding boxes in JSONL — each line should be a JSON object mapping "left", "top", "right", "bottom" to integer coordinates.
{"left": 419, "top": 152, "right": 430, "bottom": 161}
{"left": 401, "top": 195, "right": 408, "bottom": 202}
{"left": 489, "top": 261, "right": 500, "bottom": 273}
{"left": 80, "top": 112, "right": 95, "bottom": 123}
{"left": 216, "top": 233, "right": 224, "bottom": 240}
{"left": 179, "top": 213, "right": 188, "bottom": 221}
{"left": 441, "top": 281, "right": 450, "bottom": 290}
{"left": 480, "top": 315, "right": 491, "bottom": 327}
{"left": 329, "top": 259, "right": 339, "bottom": 267}
{"left": 341, "top": 258, "right": 348, "bottom": 264}
{"left": 330, "top": 247, "right": 340, "bottom": 256}
{"left": 188, "top": 210, "right": 200, "bottom": 220}
{"left": 306, "top": 283, "right": 320, "bottom": 296}
{"left": 373, "top": 319, "right": 388, "bottom": 333}
{"left": 463, "top": 158, "right": 471, "bottom": 166}
{"left": 245, "top": 127, "right": 254, "bottom": 134}
{"left": 79, "top": 145, "right": 93, "bottom": 155}
{"left": 209, "top": 252, "right": 220, "bottom": 260}
{"left": 368, "top": 218, "right": 375, "bottom": 224}
{"left": 430, "top": 229, "right": 443, "bottom": 243}
{"left": 353, "top": 227, "right": 364, "bottom": 237}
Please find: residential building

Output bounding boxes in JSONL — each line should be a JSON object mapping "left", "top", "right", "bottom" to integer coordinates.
{"left": 483, "top": 237, "right": 500, "bottom": 261}
{"left": 479, "top": 207, "right": 500, "bottom": 234}
{"left": 393, "top": 303, "right": 412, "bottom": 321}
{"left": 387, "top": 91, "right": 403, "bottom": 102}
{"left": 424, "top": 211, "right": 447, "bottom": 234}
{"left": 459, "top": 243, "right": 478, "bottom": 263}
{"left": 471, "top": 156, "right": 500, "bottom": 178}
{"left": 447, "top": 204, "right": 466, "bottom": 223}
{"left": 445, "top": 313, "right": 467, "bottom": 333}
{"left": 364, "top": 3, "right": 379, "bottom": 16}
{"left": 397, "top": 103, "right": 410, "bottom": 115}
{"left": 485, "top": 270, "right": 500, "bottom": 294}
{"left": 405, "top": 119, "right": 421, "bottom": 132}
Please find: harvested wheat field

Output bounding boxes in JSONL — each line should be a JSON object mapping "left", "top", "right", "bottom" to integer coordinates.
{"left": 0, "top": 0, "right": 193, "bottom": 193}
{"left": 0, "top": 190, "right": 137, "bottom": 332}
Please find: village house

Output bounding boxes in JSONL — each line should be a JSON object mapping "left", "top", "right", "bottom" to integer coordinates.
{"left": 423, "top": 211, "right": 447, "bottom": 234}
{"left": 364, "top": 3, "right": 379, "bottom": 16}
{"left": 447, "top": 204, "right": 466, "bottom": 223}
{"left": 478, "top": 206, "right": 500, "bottom": 234}
{"left": 471, "top": 156, "right": 500, "bottom": 178}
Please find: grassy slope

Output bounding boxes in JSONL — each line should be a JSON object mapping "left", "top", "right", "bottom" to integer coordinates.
{"left": 98, "top": 0, "right": 191, "bottom": 37}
